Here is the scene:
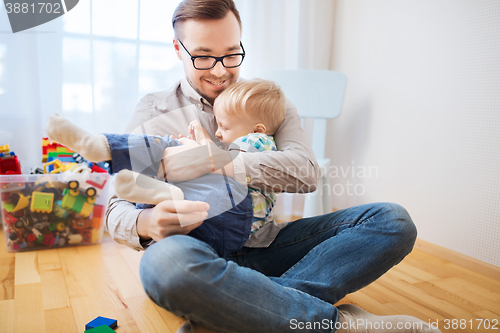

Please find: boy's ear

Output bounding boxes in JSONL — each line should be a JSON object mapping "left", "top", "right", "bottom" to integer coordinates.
{"left": 173, "top": 38, "right": 182, "bottom": 60}
{"left": 253, "top": 123, "right": 266, "bottom": 134}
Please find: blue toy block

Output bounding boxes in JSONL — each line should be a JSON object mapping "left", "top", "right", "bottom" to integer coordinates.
{"left": 85, "top": 316, "right": 117, "bottom": 330}
{"left": 84, "top": 325, "right": 115, "bottom": 333}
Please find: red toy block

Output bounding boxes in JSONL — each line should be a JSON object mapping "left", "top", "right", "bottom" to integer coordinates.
{"left": 2, "top": 209, "right": 17, "bottom": 224}
{"left": 91, "top": 205, "right": 104, "bottom": 229}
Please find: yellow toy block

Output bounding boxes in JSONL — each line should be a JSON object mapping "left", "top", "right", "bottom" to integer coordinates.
{"left": 80, "top": 202, "right": 94, "bottom": 218}
{"left": 90, "top": 229, "right": 102, "bottom": 243}
{"left": 0, "top": 144, "right": 10, "bottom": 154}
{"left": 43, "top": 160, "right": 78, "bottom": 174}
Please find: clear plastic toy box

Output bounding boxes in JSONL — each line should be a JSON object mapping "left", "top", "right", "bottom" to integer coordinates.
{"left": 0, "top": 172, "right": 109, "bottom": 252}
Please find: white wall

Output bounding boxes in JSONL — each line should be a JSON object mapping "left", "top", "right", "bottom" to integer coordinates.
{"left": 329, "top": 0, "right": 500, "bottom": 267}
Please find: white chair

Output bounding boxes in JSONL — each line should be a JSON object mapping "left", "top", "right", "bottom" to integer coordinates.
{"left": 261, "top": 70, "right": 347, "bottom": 218}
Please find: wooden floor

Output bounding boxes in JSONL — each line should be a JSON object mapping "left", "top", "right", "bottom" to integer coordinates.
{"left": 1, "top": 229, "right": 499, "bottom": 333}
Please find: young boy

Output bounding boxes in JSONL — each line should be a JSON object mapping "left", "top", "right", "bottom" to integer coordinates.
{"left": 210, "top": 79, "right": 286, "bottom": 232}
{"left": 45, "top": 79, "right": 286, "bottom": 256}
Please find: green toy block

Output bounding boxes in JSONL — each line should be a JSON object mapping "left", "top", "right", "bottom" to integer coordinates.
{"left": 84, "top": 325, "right": 115, "bottom": 333}
{"left": 61, "top": 188, "right": 94, "bottom": 217}
{"left": 2, "top": 202, "right": 15, "bottom": 212}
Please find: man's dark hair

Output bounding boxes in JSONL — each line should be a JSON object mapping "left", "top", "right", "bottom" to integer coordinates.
{"left": 172, "top": 0, "right": 242, "bottom": 38}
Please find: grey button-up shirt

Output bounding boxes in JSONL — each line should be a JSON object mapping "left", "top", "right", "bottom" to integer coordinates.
{"left": 105, "top": 78, "right": 319, "bottom": 251}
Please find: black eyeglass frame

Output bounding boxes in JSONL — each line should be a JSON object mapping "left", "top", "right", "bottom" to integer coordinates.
{"left": 177, "top": 39, "right": 246, "bottom": 70}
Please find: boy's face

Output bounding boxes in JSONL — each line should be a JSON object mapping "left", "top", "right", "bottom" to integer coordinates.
{"left": 214, "top": 103, "right": 257, "bottom": 144}
{"left": 174, "top": 12, "right": 242, "bottom": 105}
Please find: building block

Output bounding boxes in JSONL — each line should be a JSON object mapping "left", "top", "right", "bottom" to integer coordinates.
{"left": 2, "top": 209, "right": 17, "bottom": 224}
{"left": 42, "top": 137, "right": 75, "bottom": 163}
{"left": 61, "top": 188, "right": 94, "bottom": 217}
{"left": 84, "top": 325, "right": 116, "bottom": 333}
{"left": 0, "top": 144, "right": 9, "bottom": 154}
{"left": 30, "top": 192, "right": 54, "bottom": 213}
{"left": 91, "top": 205, "right": 105, "bottom": 229}
{"left": 85, "top": 316, "right": 118, "bottom": 330}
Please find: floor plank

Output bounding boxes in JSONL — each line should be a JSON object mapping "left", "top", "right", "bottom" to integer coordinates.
{"left": 0, "top": 228, "right": 499, "bottom": 333}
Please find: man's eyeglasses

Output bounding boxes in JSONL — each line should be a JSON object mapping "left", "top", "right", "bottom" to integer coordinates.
{"left": 177, "top": 39, "right": 245, "bottom": 70}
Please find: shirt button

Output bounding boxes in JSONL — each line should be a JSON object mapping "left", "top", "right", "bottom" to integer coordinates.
{"left": 197, "top": 103, "right": 202, "bottom": 109}
{"left": 246, "top": 176, "right": 251, "bottom": 183}
{"left": 155, "top": 138, "right": 161, "bottom": 144}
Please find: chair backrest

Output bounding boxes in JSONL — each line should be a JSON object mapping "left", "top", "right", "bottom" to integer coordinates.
{"left": 260, "top": 70, "right": 347, "bottom": 159}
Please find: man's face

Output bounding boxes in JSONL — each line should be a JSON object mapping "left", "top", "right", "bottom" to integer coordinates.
{"left": 174, "top": 12, "right": 242, "bottom": 104}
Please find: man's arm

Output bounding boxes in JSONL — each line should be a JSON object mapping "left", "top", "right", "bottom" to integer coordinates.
{"left": 105, "top": 188, "right": 147, "bottom": 251}
{"left": 238, "top": 99, "right": 320, "bottom": 193}
{"left": 160, "top": 99, "right": 320, "bottom": 193}
{"left": 105, "top": 88, "right": 208, "bottom": 250}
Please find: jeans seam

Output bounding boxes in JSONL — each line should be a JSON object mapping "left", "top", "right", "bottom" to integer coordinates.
{"left": 279, "top": 216, "right": 374, "bottom": 280}
{"left": 244, "top": 219, "right": 361, "bottom": 256}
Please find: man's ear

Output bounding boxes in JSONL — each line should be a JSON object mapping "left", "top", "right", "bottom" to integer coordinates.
{"left": 173, "top": 38, "right": 182, "bottom": 60}
{"left": 253, "top": 123, "right": 267, "bottom": 134}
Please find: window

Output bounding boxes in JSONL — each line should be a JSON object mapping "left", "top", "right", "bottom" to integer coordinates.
{"left": 0, "top": 44, "right": 6, "bottom": 95}
{"left": 61, "top": 0, "right": 182, "bottom": 116}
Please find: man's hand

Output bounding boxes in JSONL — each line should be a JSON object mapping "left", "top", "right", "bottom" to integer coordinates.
{"left": 136, "top": 200, "right": 209, "bottom": 243}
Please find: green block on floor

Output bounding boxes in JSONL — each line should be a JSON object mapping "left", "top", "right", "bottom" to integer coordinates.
{"left": 84, "top": 325, "right": 115, "bottom": 333}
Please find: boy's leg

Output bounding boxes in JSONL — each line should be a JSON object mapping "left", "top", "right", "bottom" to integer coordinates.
{"left": 45, "top": 113, "right": 110, "bottom": 162}
{"left": 115, "top": 170, "right": 184, "bottom": 203}
{"left": 171, "top": 173, "right": 253, "bottom": 257}
{"left": 45, "top": 113, "right": 180, "bottom": 176}
{"left": 106, "top": 134, "right": 185, "bottom": 204}
{"left": 46, "top": 113, "right": 184, "bottom": 204}
{"left": 105, "top": 133, "right": 179, "bottom": 176}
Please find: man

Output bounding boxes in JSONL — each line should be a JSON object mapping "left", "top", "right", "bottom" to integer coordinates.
{"left": 106, "top": 1, "right": 440, "bottom": 332}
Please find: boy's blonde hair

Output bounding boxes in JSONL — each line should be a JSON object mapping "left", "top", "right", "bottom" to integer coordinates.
{"left": 215, "top": 79, "right": 287, "bottom": 134}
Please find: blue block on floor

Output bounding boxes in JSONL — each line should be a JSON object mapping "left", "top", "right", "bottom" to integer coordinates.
{"left": 85, "top": 316, "right": 118, "bottom": 330}
{"left": 85, "top": 325, "right": 115, "bottom": 333}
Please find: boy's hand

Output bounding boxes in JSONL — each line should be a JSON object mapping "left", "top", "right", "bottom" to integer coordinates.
{"left": 188, "top": 120, "right": 212, "bottom": 145}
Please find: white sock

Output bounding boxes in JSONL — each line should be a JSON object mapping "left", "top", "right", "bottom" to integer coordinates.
{"left": 336, "top": 304, "right": 441, "bottom": 333}
{"left": 45, "top": 113, "right": 111, "bottom": 162}
{"left": 114, "top": 170, "right": 184, "bottom": 205}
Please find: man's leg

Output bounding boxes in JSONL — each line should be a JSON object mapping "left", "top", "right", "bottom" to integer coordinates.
{"left": 234, "top": 202, "right": 417, "bottom": 304}
{"left": 140, "top": 202, "right": 441, "bottom": 333}
{"left": 140, "top": 235, "right": 337, "bottom": 333}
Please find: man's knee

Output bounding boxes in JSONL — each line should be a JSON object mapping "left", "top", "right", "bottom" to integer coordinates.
{"left": 376, "top": 202, "right": 417, "bottom": 253}
{"left": 385, "top": 202, "right": 416, "bottom": 237}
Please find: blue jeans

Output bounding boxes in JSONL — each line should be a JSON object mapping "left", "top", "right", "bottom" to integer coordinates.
{"left": 140, "top": 202, "right": 417, "bottom": 333}
{"left": 105, "top": 134, "right": 253, "bottom": 257}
